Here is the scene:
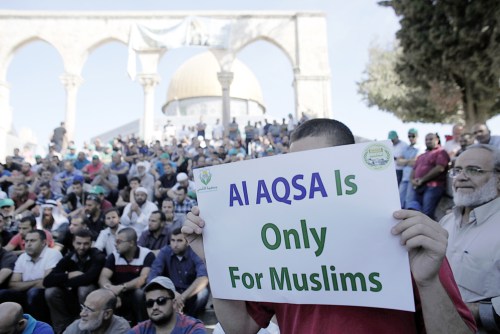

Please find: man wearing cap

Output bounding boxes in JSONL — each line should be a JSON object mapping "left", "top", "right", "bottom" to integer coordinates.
{"left": 397, "top": 128, "right": 420, "bottom": 208}
{"left": 81, "top": 155, "right": 104, "bottom": 182}
{"left": 388, "top": 130, "right": 408, "bottom": 186}
{"left": 148, "top": 228, "right": 208, "bottom": 318}
{"left": 130, "top": 276, "right": 205, "bottom": 333}
{"left": 63, "top": 289, "right": 130, "bottom": 334}
{"left": 167, "top": 173, "right": 196, "bottom": 200}
{"left": 121, "top": 187, "right": 158, "bottom": 236}
{"left": 88, "top": 185, "right": 113, "bottom": 211}
{"left": 130, "top": 161, "right": 155, "bottom": 201}
{"left": 0, "top": 198, "right": 17, "bottom": 233}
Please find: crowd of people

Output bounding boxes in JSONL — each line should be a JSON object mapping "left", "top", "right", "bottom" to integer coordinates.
{"left": 0, "top": 115, "right": 498, "bottom": 333}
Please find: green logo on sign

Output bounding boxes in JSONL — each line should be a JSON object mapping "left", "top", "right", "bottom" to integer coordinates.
{"left": 199, "top": 170, "right": 212, "bottom": 185}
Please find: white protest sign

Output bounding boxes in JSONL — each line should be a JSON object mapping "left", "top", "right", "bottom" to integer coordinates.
{"left": 194, "top": 141, "right": 415, "bottom": 312}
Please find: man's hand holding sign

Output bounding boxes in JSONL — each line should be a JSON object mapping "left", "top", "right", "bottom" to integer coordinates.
{"left": 182, "top": 119, "right": 475, "bottom": 333}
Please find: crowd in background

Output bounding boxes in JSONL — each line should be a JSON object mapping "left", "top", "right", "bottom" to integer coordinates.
{"left": 0, "top": 115, "right": 498, "bottom": 333}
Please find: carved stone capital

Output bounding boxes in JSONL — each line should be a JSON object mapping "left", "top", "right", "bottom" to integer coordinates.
{"left": 217, "top": 71, "right": 234, "bottom": 89}
{"left": 138, "top": 74, "right": 160, "bottom": 92}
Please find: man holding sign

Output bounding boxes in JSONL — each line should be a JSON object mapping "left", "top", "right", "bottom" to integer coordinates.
{"left": 183, "top": 119, "right": 475, "bottom": 333}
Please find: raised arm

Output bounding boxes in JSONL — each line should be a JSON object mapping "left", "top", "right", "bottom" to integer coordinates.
{"left": 392, "top": 209, "right": 475, "bottom": 333}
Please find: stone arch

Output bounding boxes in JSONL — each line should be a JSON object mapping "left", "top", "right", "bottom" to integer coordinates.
{"left": 2, "top": 36, "right": 63, "bottom": 81}
{"left": 235, "top": 35, "right": 296, "bottom": 71}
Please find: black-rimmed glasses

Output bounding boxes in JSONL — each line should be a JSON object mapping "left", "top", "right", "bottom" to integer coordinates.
{"left": 449, "top": 166, "right": 497, "bottom": 178}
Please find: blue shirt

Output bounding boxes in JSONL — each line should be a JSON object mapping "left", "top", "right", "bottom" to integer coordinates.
{"left": 128, "top": 314, "right": 205, "bottom": 334}
{"left": 22, "top": 314, "right": 54, "bottom": 334}
{"left": 147, "top": 246, "right": 207, "bottom": 292}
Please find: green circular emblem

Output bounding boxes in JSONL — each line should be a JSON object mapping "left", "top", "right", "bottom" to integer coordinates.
{"left": 362, "top": 143, "right": 392, "bottom": 170}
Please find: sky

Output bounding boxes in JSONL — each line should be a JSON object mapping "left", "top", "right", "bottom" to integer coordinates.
{"left": 2, "top": 0, "right": 500, "bottom": 153}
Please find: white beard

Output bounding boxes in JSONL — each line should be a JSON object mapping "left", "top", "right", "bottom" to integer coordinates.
{"left": 453, "top": 177, "right": 498, "bottom": 207}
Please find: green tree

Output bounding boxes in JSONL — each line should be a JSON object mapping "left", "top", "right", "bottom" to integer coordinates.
{"left": 358, "top": 42, "right": 463, "bottom": 124}
{"left": 363, "top": 0, "right": 500, "bottom": 127}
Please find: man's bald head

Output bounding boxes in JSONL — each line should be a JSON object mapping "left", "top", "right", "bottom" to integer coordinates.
{"left": 85, "top": 289, "right": 117, "bottom": 311}
{"left": 0, "top": 302, "right": 26, "bottom": 334}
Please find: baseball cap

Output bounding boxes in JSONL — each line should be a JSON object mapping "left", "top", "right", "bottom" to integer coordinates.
{"left": 176, "top": 173, "right": 188, "bottom": 182}
{"left": 92, "top": 155, "right": 100, "bottom": 160}
{"left": 90, "top": 185, "right": 106, "bottom": 195}
{"left": 72, "top": 175, "right": 84, "bottom": 184}
{"left": 0, "top": 198, "right": 14, "bottom": 208}
{"left": 160, "top": 153, "right": 170, "bottom": 160}
{"left": 408, "top": 128, "right": 418, "bottom": 136}
{"left": 86, "top": 194, "right": 101, "bottom": 204}
{"left": 388, "top": 131, "right": 398, "bottom": 140}
{"left": 144, "top": 276, "right": 176, "bottom": 294}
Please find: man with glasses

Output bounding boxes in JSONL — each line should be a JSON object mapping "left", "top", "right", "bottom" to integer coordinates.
{"left": 129, "top": 276, "right": 205, "bottom": 333}
{"left": 63, "top": 289, "right": 130, "bottom": 334}
{"left": 98, "top": 227, "right": 155, "bottom": 325}
{"left": 397, "top": 128, "right": 420, "bottom": 209}
{"left": 441, "top": 144, "right": 500, "bottom": 332}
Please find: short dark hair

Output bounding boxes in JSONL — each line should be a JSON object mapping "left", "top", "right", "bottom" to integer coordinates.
{"left": 39, "top": 181, "right": 51, "bottom": 189}
{"left": 290, "top": 118, "right": 355, "bottom": 147}
{"left": 129, "top": 176, "right": 141, "bottom": 184}
{"left": 20, "top": 215, "right": 37, "bottom": 228}
{"left": 73, "top": 229, "right": 93, "bottom": 241}
{"left": 150, "top": 210, "right": 166, "bottom": 222}
{"left": 104, "top": 207, "right": 120, "bottom": 217}
{"left": 171, "top": 227, "right": 183, "bottom": 236}
{"left": 177, "top": 186, "right": 188, "bottom": 194}
{"left": 162, "top": 197, "right": 174, "bottom": 205}
{"left": 117, "top": 227, "right": 137, "bottom": 244}
{"left": 27, "top": 229, "right": 46, "bottom": 241}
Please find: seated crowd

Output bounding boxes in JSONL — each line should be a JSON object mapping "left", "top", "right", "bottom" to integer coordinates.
{"left": 0, "top": 117, "right": 497, "bottom": 333}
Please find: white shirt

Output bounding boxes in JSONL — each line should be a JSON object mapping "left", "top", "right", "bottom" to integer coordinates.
{"left": 14, "top": 246, "right": 62, "bottom": 281}
{"left": 440, "top": 197, "right": 500, "bottom": 302}
{"left": 120, "top": 201, "right": 158, "bottom": 237}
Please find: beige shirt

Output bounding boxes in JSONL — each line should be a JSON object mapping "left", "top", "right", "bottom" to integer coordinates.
{"left": 440, "top": 196, "right": 500, "bottom": 302}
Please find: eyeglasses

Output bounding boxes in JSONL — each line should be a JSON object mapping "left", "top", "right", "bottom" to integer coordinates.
{"left": 408, "top": 135, "right": 416, "bottom": 138}
{"left": 80, "top": 304, "right": 97, "bottom": 313}
{"left": 145, "top": 296, "right": 172, "bottom": 308}
{"left": 449, "top": 166, "right": 497, "bottom": 178}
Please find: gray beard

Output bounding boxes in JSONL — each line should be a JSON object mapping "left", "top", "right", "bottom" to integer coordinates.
{"left": 453, "top": 177, "right": 498, "bottom": 207}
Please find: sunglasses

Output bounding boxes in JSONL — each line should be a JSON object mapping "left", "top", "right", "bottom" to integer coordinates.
{"left": 408, "top": 135, "right": 416, "bottom": 138}
{"left": 145, "top": 296, "right": 173, "bottom": 308}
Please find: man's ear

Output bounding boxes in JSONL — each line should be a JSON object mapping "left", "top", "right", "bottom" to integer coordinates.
{"left": 103, "top": 309, "right": 113, "bottom": 320}
{"left": 17, "top": 318, "right": 28, "bottom": 330}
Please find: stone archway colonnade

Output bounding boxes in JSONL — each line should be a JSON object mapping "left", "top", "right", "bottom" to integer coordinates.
{"left": 0, "top": 10, "right": 332, "bottom": 160}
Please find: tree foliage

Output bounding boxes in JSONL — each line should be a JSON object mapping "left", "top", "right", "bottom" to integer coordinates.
{"left": 358, "top": 43, "right": 463, "bottom": 124}
{"left": 361, "top": 0, "right": 500, "bottom": 127}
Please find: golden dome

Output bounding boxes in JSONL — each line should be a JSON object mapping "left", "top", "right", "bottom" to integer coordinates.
{"left": 165, "top": 52, "right": 265, "bottom": 107}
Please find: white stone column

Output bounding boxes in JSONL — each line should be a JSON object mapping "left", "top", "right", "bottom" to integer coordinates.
{"left": 293, "top": 73, "right": 331, "bottom": 119}
{"left": 0, "top": 80, "right": 11, "bottom": 161}
{"left": 217, "top": 71, "right": 233, "bottom": 134}
{"left": 60, "top": 73, "right": 83, "bottom": 144}
{"left": 138, "top": 74, "right": 160, "bottom": 144}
